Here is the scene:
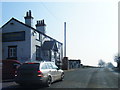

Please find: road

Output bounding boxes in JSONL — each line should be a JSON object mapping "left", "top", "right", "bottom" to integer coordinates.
{"left": 1, "top": 67, "right": 119, "bottom": 89}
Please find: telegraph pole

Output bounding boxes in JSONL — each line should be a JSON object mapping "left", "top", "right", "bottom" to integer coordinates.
{"left": 64, "top": 22, "right": 66, "bottom": 57}
{"left": 62, "top": 22, "right": 68, "bottom": 70}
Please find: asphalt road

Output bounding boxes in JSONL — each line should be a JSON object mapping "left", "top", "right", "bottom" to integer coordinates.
{"left": 1, "top": 67, "right": 119, "bottom": 89}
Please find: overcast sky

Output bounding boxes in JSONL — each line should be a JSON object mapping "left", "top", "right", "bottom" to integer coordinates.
{"left": 1, "top": 0, "right": 119, "bottom": 66}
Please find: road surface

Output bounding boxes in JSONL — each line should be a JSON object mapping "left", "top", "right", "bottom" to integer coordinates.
{"left": 2, "top": 67, "right": 119, "bottom": 89}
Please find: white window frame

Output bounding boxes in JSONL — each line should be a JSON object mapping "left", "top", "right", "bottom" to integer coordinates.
{"left": 8, "top": 46, "right": 17, "bottom": 59}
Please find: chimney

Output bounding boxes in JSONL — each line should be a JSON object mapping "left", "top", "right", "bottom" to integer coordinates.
{"left": 24, "top": 10, "right": 34, "bottom": 27}
{"left": 35, "top": 19, "right": 46, "bottom": 34}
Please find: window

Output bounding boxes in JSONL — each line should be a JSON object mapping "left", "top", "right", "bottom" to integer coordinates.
{"left": 3, "top": 31, "right": 25, "bottom": 42}
{"left": 41, "top": 64, "right": 47, "bottom": 69}
{"left": 47, "top": 63, "right": 53, "bottom": 69}
{"left": 36, "top": 46, "right": 41, "bottom": 60}
{"left": 8, "top": 46, "right": 17, "bottom": 59}
{"left": 51, "top": 63, "right": 58, "bottom": 69}
{"left": 51, "top": 51, "right": 54, "bottom": 59}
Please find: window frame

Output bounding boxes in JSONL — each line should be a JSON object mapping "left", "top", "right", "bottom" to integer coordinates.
{"left": 8, "top": 46, "right": 17, "bottom": 59}
{"left": 36, "top": 45, "right": 41, "bottom": 60}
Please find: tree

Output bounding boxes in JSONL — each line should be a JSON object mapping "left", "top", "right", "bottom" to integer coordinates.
{"left": 106, "top": 62, "right": 114, "bottom": 68}
{"left": 98, "top": 59, "right": 105, "bottom": 67}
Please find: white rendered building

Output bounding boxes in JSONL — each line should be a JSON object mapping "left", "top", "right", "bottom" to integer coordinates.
{"left": 1, "top": 10, "right": 63, "bottom": 66}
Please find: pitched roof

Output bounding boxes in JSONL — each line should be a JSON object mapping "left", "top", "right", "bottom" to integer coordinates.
{"left": 42, "top": 41, "right": 58, "bottom": 51}
{"left": 1, "top": 18, "right": 62, "bottom": 45}
{"left": 2, "top": 18, "right": 35, "bottom": 30}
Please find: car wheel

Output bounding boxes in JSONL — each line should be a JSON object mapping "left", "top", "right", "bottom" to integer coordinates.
{"left": 60, "top": 73, "right": 64, "bottom": 81}
{"left": 46, "top": 76, "right": 52, "bottom": 87}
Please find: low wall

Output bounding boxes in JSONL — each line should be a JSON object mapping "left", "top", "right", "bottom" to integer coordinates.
{"left": 62, "top": 57, "right": 69, "bottom": 70}
{"left": 62, "top": 57, "right": 81, "bottom": 70}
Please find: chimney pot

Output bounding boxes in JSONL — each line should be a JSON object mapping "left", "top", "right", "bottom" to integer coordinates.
{"left": 41, "top": 20, "right": 43, "bottom": 25}
{"left": 39, "top": 21, "right": 41, "bottom": 24}
{"left": 29, "top": 10, "right": 31, "bottom": 17}
{"left": 43, "top": 19, "right": 44, "bottom": 25}
{"left": 37, "top": 21, "right": 38, "bottom": 24}
{"left": 36, "top": 19, "right": 46, "bottom": 34}
{"left": 26, "top": 12, "right": 29, "bottom": 17}
{"left": 24, "top": 10, "right": 33, "bottom": 27}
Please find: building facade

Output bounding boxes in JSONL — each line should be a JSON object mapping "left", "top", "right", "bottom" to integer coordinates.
{"left": 1, "top": 10, "right": 63, "bottom": 66}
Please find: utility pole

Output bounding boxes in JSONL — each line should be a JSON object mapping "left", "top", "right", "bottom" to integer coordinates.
{"left": 62, "top": 22, "right": 68, "bottom": 70}
{"left": 64, "top": 22, "right": 66, "bottom": 57}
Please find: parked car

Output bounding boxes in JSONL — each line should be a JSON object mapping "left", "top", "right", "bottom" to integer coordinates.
{"left": 15, "top": 61, "right": 64, "bottom": 87}
{"left": 2, "top": 60, "right": 21, "bottom": 80}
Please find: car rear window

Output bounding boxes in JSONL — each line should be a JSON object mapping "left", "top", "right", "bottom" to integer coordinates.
{"left": 18, "top": 63, "right": 40, "bottom": 70}
{"left": 41, "top": 63, "right": 48, "bottom": 69}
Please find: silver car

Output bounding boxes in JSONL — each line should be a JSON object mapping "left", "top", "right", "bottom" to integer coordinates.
{"left": 15, "top": 61, "right": 64, "bottom": 87}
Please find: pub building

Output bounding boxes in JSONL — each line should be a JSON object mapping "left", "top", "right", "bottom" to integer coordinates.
{"left": 1, "top": 10, "right": 63, "bottom": 66}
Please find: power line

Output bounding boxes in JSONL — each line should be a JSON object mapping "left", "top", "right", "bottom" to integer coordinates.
{"left": 40, "top": 2, "right": 64, "bottom": 44}
{"left": 40, "top": 2, "right": 63, "bottom": 23}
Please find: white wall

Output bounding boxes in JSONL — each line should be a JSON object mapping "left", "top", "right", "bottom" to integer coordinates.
{"left": 2, "top": 19, "right": 31, "bottom": 63}
{"left": 2, "top": 18, "right": 63, "bottom": 64}
{"left": 36, "top": 26, "right": 46, "bottom": 34}
{"left": 31, "top": 30, "right": 41, "bottom": 61}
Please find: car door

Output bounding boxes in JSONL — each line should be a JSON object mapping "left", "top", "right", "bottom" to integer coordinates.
{"left": 46, "top": 63, "right": 56, "bottom": 82}
{"left": 51, "top": 63, "right": 61, "bottom": 80}
{"left": 40, "top": 63, "right": 49, "bottom": 78}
